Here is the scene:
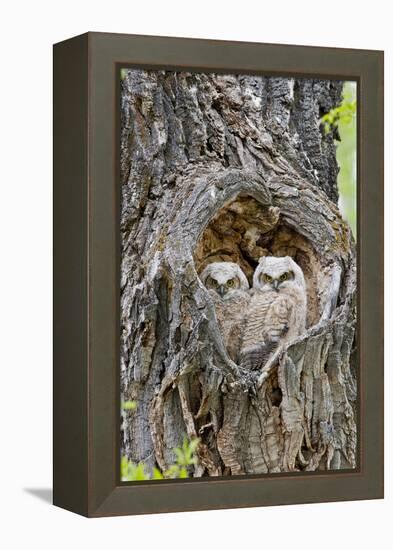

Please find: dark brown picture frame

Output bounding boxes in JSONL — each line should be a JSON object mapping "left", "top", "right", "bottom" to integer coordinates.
{"left": 53, "top": 32, "right": 383, "bottom": 517}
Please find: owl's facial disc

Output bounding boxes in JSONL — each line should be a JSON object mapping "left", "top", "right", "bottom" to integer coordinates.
{"left": 207, "top": 276, "right": 239, "bottom": 297}
{"left": 220, "top": 277, "right": 239, "bottom": 296}
{"left": 261, "top": 271, "right": 294, "bottom": 291}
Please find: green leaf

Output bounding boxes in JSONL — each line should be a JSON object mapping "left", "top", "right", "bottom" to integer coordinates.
{"left": 122, "top": 400, "right": 137, "bottom": 411}
{"left": 120, "top": 456, "right": 151, "bottom": 481}
{"left": 133, "top": 463, "right": 149, "bottom": 480}
{"left": 121, "top": 436, "right": 199, "bottom": 482}
{"left": 164, "top": 465, "right": 179, "bottom": 479}
{"left": 173, "top": 447, "right": 186, "bottom": 465}
{"left": 188, "top": 438, "right": 200, "bottom": 454}
{"left": 120, "top": 456, "right": 130, "bottom": 480}
{"left": 152, "top": 467, "right": 164, "bottom": 480}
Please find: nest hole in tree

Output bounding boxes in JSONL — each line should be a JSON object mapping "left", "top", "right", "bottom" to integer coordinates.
{"left": 193, "top": 194, "right": 323, "bottom": 327}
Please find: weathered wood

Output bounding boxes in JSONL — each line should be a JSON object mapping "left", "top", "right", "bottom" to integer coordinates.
{"left": 120, "top": 70, "right": 356, "bottom": 475}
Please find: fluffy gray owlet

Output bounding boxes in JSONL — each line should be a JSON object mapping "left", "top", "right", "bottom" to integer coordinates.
{"left": 240, "top": 256, "right": 307, "bottom": 371}
{"left": 200, "top": 262, "right": 251, "bottom": 363}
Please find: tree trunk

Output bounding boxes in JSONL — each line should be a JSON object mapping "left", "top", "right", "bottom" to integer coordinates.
{"left": 120, "top": 70, "right": 357, "bottom": 476}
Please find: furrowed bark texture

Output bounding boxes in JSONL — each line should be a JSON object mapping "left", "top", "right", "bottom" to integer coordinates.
{"left": 120, "top": 70, "right": 357, "bottom": 476}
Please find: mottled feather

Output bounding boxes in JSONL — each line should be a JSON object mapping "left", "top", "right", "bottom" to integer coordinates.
{"left": 200, "top": 262, "right": 250, "bottom": 362}
{"left": 240, "top": 256, "right": 307, "bottom": 371}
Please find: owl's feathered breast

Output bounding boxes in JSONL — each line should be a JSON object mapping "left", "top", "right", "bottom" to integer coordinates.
{"left": 211, "top": 289, "right": 251, "bottom": 363}
{"left": 240, "top": 286, "right": 306, "bottom": 370}
{"left": 241, "top": 291, "right": 288, "bottom": 346}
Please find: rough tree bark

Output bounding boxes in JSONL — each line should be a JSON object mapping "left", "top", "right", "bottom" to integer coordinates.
{"left": 120, "top": 70, "right": 357, "bottom": 476}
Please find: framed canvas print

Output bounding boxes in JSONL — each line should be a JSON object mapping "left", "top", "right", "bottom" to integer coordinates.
{"left": 53, "top": 32, "right": 383, "bottom": 517}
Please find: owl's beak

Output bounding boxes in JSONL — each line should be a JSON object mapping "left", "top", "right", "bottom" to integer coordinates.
{"left": 218, "top": 285, "right": 226, "bottom": 297}
{"left": 272, "top": 280, "right": 279, "bottom": 291}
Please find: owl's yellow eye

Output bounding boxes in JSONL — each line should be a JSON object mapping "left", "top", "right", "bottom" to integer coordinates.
{"left": 279, "top": 272, "right": 288, "bottom": 282}
{"left": 263, "top": 274, "right": 272, "bottom": 283}
{"left": 227, "top": 279, "right": 235, "bottom": 287}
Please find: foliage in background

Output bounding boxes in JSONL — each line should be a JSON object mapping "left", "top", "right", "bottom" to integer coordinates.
{"left": 121, "top": 437, "right": 200, "bottom": 481}
{"left": 121, "top": 396, "right": 200, "bottom": 481}
{"left": 320, "top": 82, "right": 357, "bottom": 237}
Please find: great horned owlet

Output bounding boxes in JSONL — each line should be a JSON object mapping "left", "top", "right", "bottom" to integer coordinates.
{"left": 240, "top": 256, "right": 307, "bottom": 371}
{"left": 200, "top": 262, "right": 250, "bottom": 362}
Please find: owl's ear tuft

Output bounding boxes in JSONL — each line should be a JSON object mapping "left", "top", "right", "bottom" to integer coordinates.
{"left": 258, "top": 256, "right": 266, "bottom": 265}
